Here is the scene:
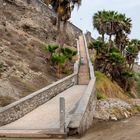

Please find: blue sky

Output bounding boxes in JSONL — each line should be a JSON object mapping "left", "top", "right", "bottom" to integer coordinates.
{"left": 70, "top": 0, "right": 140, "bottom": 64}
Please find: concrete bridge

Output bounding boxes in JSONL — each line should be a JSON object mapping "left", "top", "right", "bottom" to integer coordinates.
{"left": 0, "top": 34, "right": 96, "bottom": 138}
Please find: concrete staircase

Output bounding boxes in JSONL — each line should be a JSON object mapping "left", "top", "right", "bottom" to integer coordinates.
{"left": 0, "top": 34, "right": 96, "bottom": 138}
{"left": 78, "top": 35, "right": 90, "bottom": 85}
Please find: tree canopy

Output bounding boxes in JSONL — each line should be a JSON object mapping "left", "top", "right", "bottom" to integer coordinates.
{"left": 91, "top": 10, "right": 140, "bottom": 92}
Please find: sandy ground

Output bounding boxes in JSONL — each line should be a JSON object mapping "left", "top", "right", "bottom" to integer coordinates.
{"left": 0, "top": 114, "right": 140, "bottom": 140}
{"left": 81, "top": 114, "right": 140, "bottom": 140}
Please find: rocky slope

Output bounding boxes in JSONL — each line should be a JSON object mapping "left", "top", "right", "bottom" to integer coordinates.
{"left": 133, "top": 64, "right": 140, "bottom": 73}
{"left": 94, "top": 71, "right": 140, "bottom": 121}
{"left": 0, "top": 0, "right": 77, "bottom": 106}
{"left": 93, "top": 98, "right": 140, "bottom": 121}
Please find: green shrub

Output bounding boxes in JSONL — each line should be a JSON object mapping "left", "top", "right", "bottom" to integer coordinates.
{"left": 96, "top": 91, "right": 104, "bottom": 100}
{"left": 0, "top": 62, "right": 5, "bottom": 73}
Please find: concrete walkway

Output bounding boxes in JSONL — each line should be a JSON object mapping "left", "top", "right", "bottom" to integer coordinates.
{"left": 0, "top": 35, "right": 91, "bottom": 138}
{"left": 78, "top": 35, "right": 90, "bottom": 85}
{"left": 0, "top": 85, "right": 87, "bottom": 130}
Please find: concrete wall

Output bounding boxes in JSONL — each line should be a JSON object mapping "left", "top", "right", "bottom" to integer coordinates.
{"left": 0, "top": 30, "right": 80, "bottom": 127}
{"left": 85, "top": 32, "right": 93, "bottom": 47}
{"left": 0, "top": 73, "right": 78, "bottom": 126}
{"left": 68, "top": 79, "right": 96, "bottom": 135}
{"left": 67, "top": 35, "right": 97, "bottom": 135}
{"left": 67, "top": 22, "right": 83, "bottom": 39}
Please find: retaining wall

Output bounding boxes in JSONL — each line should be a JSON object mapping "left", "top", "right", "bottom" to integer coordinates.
{"left": 68, "top": 79, "right": 96, "bottom": 135}
{"left": 0, "top": 73, "right": 78, "bottom": 126}
{"left": 0, "top": 0, "right": 83, "bottom": 127}
{"left": 67, "top": 34, "right": 97, "bottom": 135}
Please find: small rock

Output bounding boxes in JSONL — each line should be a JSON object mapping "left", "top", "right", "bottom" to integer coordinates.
{"left": 124, "top": 112, "right": 128, "bottom": 118}
{"left": 3, "top": 3, "right": 6, "bottom": 6}
{"left": 110, "top": 116, "right": 117, "bottom": 121}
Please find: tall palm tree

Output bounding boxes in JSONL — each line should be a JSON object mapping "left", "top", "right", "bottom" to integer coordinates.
{"left": 44, "top": 0, "right": 82, "bottom": 47}
{"left": 93, "top": 11, "right": 106, "bottom": 42}
{"left": 51, "top": 53, "right": 66, "bottom": 78}
{"left": 93, "top": 10, "right": 132, "bottom": 52}
{"left": 115, "top": 32, "right": 129, "bottom": 54}
{"left": 61, "top": 47, "right": 77, "bottom": 61}
{"left": 44, "top": 44, "right": 59, "bottom": 59}
{"left": 44, "top": 0, "right": 81, "bottom": 32}
{"left": 126, "top": 39, "right": 140, "bottom": 69}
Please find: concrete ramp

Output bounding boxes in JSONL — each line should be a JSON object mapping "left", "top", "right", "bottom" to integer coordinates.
{"left": 0, "top": 85, "right": 87, "bottom": 130}
{"left": 0, "top": 34, "right": 96, "bottom": 138}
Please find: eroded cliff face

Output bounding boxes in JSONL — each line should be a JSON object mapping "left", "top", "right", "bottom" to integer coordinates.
{"left": 133, "top": 64, "right": 140, "bottom": 73}
{"left": 0, "top": 0, "right": 79, "bottom": 106}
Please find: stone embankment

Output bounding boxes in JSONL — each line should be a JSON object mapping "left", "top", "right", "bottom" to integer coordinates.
{"left": 0, "top": 0, "right": 84, "bottom": 106}
{"left": 93, "top": 98, "right": 140, "bottom": 121}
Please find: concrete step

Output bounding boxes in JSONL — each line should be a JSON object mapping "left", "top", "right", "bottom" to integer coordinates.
{"left": 78, "top": 35, "right": 90, "bottom": 85}
{"left": 0, "top": 129, "right": 66, "bottom": 138}
{"left": 78, "top": 75, "right": 90, "bottom": 85}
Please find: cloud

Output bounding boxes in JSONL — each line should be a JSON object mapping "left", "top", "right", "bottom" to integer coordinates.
{"left": 92, "top": 0, "right": 140, "bottom": 10}
{"left": 70, "top": 0, "right": 140, "bottom": 39}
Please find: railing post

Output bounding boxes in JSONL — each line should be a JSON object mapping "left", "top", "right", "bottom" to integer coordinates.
{"left": 60, "top": 97, "right": 65, "bottom": 133}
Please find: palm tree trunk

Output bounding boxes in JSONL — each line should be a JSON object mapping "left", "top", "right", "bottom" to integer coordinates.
{"left": 124, "top": 80, "right": 128, "bottom": 91}
{"left": 102, "top": 33, "right": 105, "bottom": 42}
{"left": 57, "top": 15, "right": 61, "bottom": 33}
{"left": 57, "top": 15, "right": 66, "bottom": 53}
{"left": 63, "top": 20, "right": 67, "bottom": 34}
{"left": 57, "top": 65, "right": 60, "bottom": 78}
{"left": 108, "top": 34, "right": 112, "bottom": 52}
{"left": 57, "top": 15, "right": 62, "bottom": 53}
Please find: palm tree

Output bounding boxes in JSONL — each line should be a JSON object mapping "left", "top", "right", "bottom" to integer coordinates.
{"left": 93, "top": 11, "right": 106, "bottom": 42}
{"left": 61, "top": 48, "right": 77, "bottom": 61}
{"left": 61, "top": 47, "right": 77, "bottom": 72}
{"left": 51, "top": 53, "right": 66, "bottom": 78}
{"left": 44, "top": 44, "right": 59, "bottom": 60}
{"left": 44, "top": 0, "right": 82, "bottom": 47}
{"left": 126, "top": 39, "right": 140, "bottom": 69}
{"left": 121, "top": 70, "right": 133, "bottom": 91}
{"left": 93, "top": 11, "right": 132, "bottom": 52}
{"left": 115, "top": 32, "right": 129, "bottom": 54}
{"left": 89, "top": 39, "right": 105, "bottom": 55}
{"left": 44, "top": 0, "right": 81, "bottom": 32}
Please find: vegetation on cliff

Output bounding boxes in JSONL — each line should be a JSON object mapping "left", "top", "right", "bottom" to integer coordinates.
{"left": 89, "top": 10, "right": 140, "bottom": 96}
{"left": 44, "top": 44, "right": 77, "bottom": 77}
{"left": 134, "top": 73, "right": 140, "bottom": 97}
{"left": 95, "top": 71, "right": 128, "bottom": 100}
{"left": 0, "top": 0, "right": 79, "bottom": 106}
{"left": 43, "top": 0, "right": 82, "bottom": 47}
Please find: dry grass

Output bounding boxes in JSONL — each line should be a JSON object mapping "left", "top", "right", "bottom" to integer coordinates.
{"left": 131, "top": 105, "right": 140, "bottom": 113}
{"left": 0, "top": 96, "right": 15, "bottom": 107}
{"left": 95, "top": 71, "right": 129, "bottom": 100}
{"left": 9, "top": 76, "right": 37, "bottom": 98}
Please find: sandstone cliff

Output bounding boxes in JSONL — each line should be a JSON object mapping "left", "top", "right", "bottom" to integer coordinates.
{"left": 0, "top": 0, "right": 81, "bottom": 106}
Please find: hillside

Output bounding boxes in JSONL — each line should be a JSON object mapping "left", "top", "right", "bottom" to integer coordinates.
{"left": 133, "top": 64, "right": 140, "bottom": 73}
{"left": 95, "top": 71, "right": 129, "bottom": 100}
{"left": 0, "top": 0, "right": 79, "bottom": 106}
